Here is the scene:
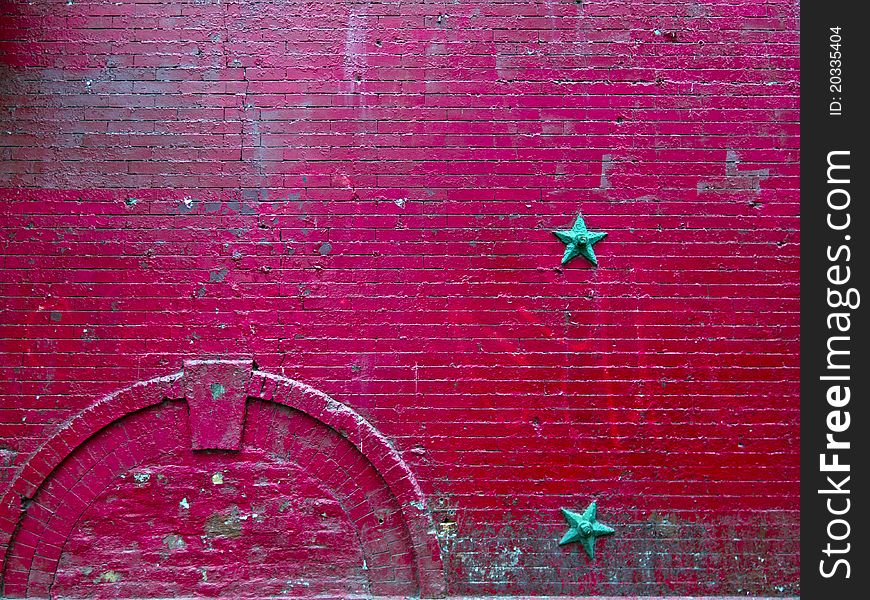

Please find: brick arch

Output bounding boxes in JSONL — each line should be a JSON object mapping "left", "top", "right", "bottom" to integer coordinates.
{"left": 0, "top": 360, "right": 446, "bottom": 598}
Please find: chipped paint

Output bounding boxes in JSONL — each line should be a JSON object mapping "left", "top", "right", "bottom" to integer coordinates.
{"left": 132, "top": 471, "right": 150, "bottom": 484}
{"left": 93, "top": 570, "right": 122, "bottom": 584}
{"left": 203, "top": 507, "right": 242, "bottom": 539}
{"left": 599, "top": 154, "right": 614, "bottom": 190}
{"left": 162, "top": 533, "right": 187, "bottom": 551}
{"left": 209, "top": 382, "right": 225, "bottom": 400}
{"left": 208, "top": 268, "right": 228, "bottom": 283}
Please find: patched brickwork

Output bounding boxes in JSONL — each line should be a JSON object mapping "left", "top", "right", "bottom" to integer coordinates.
{"left": 56, "top": 452, "right": 372, "bottom": 597}
{"left": 1, "top": 0, "right": 799, "bottom": 596}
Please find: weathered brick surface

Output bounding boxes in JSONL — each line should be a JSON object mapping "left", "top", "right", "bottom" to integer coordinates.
{"left": 0, "top": 0, "right": 799, "bottom": 596}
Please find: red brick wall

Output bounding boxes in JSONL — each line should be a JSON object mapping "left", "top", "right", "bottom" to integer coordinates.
{"left": 1, "top": 0, "right": 799, "bottom": 596}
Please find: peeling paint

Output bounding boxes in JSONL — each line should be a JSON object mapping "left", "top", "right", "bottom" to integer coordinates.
{"left": 93, "top": 570, "right": 122, "bottom": 584}
{"left": 162, "top": 533, "right": 187, "bottom": 551}
{"left": 132, "top": 471, "right": 150, "bottom": 483}
{"left": 599, "top": 154, "right": 614, "bottom": 190}
{"left": 210, "top": 382, "right": 225, "bottom": 400}
{"left": 209, "top": 268, "right": 228, "bottom": 283}
{"left": 203, "top": 507, "right": 242, "bottom": 538}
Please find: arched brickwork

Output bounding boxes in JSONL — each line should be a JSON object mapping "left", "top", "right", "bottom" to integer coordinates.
{"left": 0, "top": 360, "right": 446, "bottom": 598}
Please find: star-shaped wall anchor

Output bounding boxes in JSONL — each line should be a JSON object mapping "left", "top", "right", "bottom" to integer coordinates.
{"left": 552, "top": 214, "right": 607, "bottom": 266}
{"left": 558, "top": 502, "right": 615, "bottom": 559}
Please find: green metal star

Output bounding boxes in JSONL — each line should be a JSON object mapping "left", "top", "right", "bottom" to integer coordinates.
{"left": 552, "top": 214, "right": 607, "bottom": 266}
{"left": 558, "top": 502, "right": 615, "bottom": 559}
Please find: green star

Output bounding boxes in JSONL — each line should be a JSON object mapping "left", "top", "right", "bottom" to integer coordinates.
{"left": 558, "top": 502, "right": 615, "bottom": 559}
{"left": 552, "top": 214, "right": 607, "bottom": 266}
